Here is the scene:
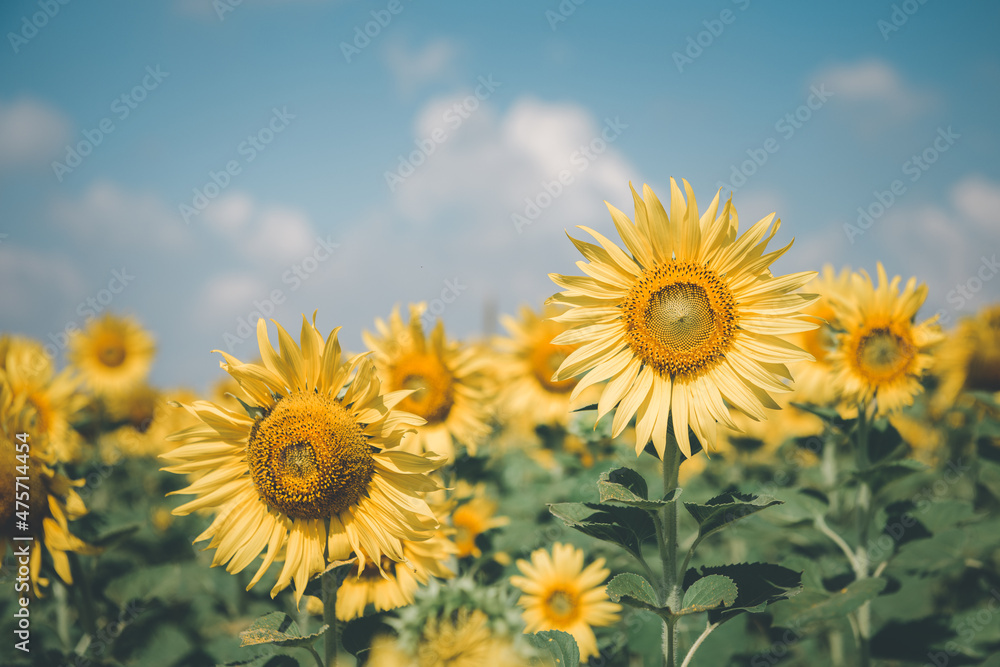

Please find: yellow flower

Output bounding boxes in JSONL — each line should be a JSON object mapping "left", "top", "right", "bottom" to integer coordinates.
{"left": 932, "top": 304, "right": 1000, "bottom": 412}
{"left": 549, "top": 180, "right": 817, "bottom": 458}
{"left": 450, "top": 483, "right": 509, "bottom": 559}
{"left": 363, "top": 304, "right": 492, "bottom": 461}
{"left": 0, "top": 336, "right": 84, "bottom": 463}
{"left": 67, "top": 313, "right": 155, "bottom": 395}
{"left": 827, "top": 264, "right": 943, "bottom": 416}
{"left": 0, "top": 384, "right": 96, "bottom": 595}
{"left": 161, "top": 314, "right": 443, "bottom": 604}
{"left": 100, "top": 386, "right": 200, "bottom": 462}
{"left": 496, "top": 304, "right": 601, "bottom": 428}
{"left": 510, "top": 542, "right": 621, "bottom": 662}
{"left": 335, "top": 533, "right": 456, "bottom": 620}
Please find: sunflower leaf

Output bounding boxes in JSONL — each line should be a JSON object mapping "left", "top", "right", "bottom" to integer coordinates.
{"left": 548, "top": 502, "right": 656, "bottom": 559}
{"left": 232, "top": 393, "right": 267, "bottom": 421}
{"left": 525, "top": 629, "right": 580, "bottom": 666}
{"left": 773, "top": 577, "right": 887, "bottom": 628}
{"left": 606, "top": 573, "right": 664, "bottom": 613}
{"left": 683, "top": 491, "right": 783, "bottom": 541}
{"left": 238, "top": 611, "right": 327, "bottom": 649}
{"left": 678, "top": 574, "right": 739, "bottom": 615}
{"left": 682, "top": 563, "right": 802, "bottom": 624}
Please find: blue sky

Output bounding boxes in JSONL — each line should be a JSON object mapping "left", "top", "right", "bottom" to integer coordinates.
{"left": 2, "top": 0, "right": 999, "bottom": 391}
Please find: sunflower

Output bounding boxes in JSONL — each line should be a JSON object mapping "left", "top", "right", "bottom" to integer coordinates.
{"left": 161, "top": 314, "right": 443, "bottom": 604}
{"left": 450, "top": 482, "right": 509, "bottom": 559}
{"left": 335, "top": 533, "right": 457, "bottom": 620}
{"left": 932, "top": 304, "right": 1000, "bottom": 412}
{"left": 497, "top": 304, "right": 601, "bottom": 429}
{"left": 0, "top": 336, "right": 84, "bottom": 463}
{"left": 0, "top": 384, "right": 96, "bottom": 596}
{"left": 509, "top": 542, "right": 621, "bottom": 662}
{"left": 363, "top": 304, "right": 492, "bottom": 461}
{"left": 827, "top": 264, "right": 943, "bottom": 416}
{"left": 548, "top": 180, "right": 818, "bottom": 458}
{"left": 368, "top": 609, "right": 528, "bottom": 667}
{"left": 100, "top": 386, "right": 200, "bottom": 463}
{"left": 787, "top": 266, "right": 853, "bottom": 408}
{"left": 67, "top": 313, "right": 155, "bottom": 395}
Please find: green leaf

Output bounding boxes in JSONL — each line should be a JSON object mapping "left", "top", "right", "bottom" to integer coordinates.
{"left": 787, "top": 577, "right": 887, "bottom": 626}
{"left": 679, "top": 574, "right": 738, "bottom": 614}
{"left": 683, "top": 491, "right": 783, "bottom": 540}
{"left": 598, "top": 467, "right": 681, "bottom": 510}
{"left": 525, "top": 629, "right": 580, "bottom": 666}
{"left": 852, "top": 459, "right": 926, "bottom": 493}
{"left": 605, "top": 573, "right": 662, "bottom": 612}
{"left": 866, "top": 417, "right": 905, "bottom": 464}
{"left": 765, "top": 490, "right": 829, "bottom": 524}
{"left": 238, "top": 611, "right": 328, "bottom": 649}
{"left": 683, "top": 563, "right": 802, "bottom": 624}
{"left": 548, "top": 502, "right": 656, "bottom": 559}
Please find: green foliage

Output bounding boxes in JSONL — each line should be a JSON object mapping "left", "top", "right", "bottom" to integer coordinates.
{"left": 238, "top": 612, "right": 327, "bottom": 649}
{"left": 524, "top": 630, "right": 580, "bottom": 666}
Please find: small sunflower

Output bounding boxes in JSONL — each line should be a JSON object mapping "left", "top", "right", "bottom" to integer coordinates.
{"left": 335, "top": 533, "right": 457, "bottom": 621}
{"left": 363, "top": 304, "right": 492, "bottom": 461}
{"left": 510, "top": 542, "right": 621, "bottom": 662}
{"left": 549, "top": 180, "right": 818, "bottom": 458}
{"left": 0, "top": 385, "right": 96, "bottom": 596}
{"left": 0, "top": 336, "right": 84, "bottom": 463}
{"left": 932, "top": 304, "right": 1000, "bottom": 412}
{"left": 450, "top": 482, "right": 509, "bottom": 559}
{"left": 67, "top": 313, "right": 155, "bottom": 395}
{"left": 827, "top": 264, "right": 943, "bottom": 416}
{"left": 497, "top": 304, "right": 601, "bottom": 429}
{"left": 161, "top": 314, "right": 443, "bottom": 604}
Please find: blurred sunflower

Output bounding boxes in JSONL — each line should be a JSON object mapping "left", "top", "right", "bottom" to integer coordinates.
{"left": 161, "top": 314, "right": 443, "bottom": 604}
{"left": 363, "top": 304, "right": 492, "bottom": 461}
{"left": 334, "top": 533, "right": 457, "bottom": 620}
{"left": 932, "top": 304, "right": 1000, "bottom": 412}
{"left": 549, "top": 179, "right": 818, "bottom": 458}
{"left": 510, "top": 542, "right": 621, "bottom": 661}
{"left": 827, "top": 264, "right": 943, "bottom": 416}
{"left": 100, "top": 386, "right": 200, "bottom": 462}
{"left": 67, "top": 313, "right": 155, "bottom": 395}
{"left": 787, "top": 266, "right": 853, "bottom": 408}
{"left": 0, "top": 336, "right": 84, "bottom": 463}
{"left": 0, "top": 385, "right": 96, "bottom": 595}
{"left": 450, "top": 482, "right": 509, "bottom": 559}
{"left": 496, "top": 304, "right": 600, "bottom": 429}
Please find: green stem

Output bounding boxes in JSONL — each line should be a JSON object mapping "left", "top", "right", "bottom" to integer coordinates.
{"left": 69, "top": 552, "right": 98, "bottom": 637}
{"left": 322, "top": 569, "right": 339, "bottom": 667}
{"left": 305, "top": 644, "right": 325, "bottom": 667}
{"left": 660, "top": 439, "right": 682, "bottom": 667}
{"left": 853, "top": 403, "right": 872, "bottom": 667}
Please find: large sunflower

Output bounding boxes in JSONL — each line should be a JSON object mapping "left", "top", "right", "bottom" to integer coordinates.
{"left": 161, "top": 315, "right": 442, "bottom": 604}
{"left": 67, "top": 313, "right": 155, "bottom": 395}
{"left": 363, "top": 304, "right": 492, "bottom": 461}
{"left": 549, "top": 180, "right": 818, "bottom": 458}
{"left": 932, "top": 304, "right": 1000, "bottom": 412}
{"left": 827, "top": 264, "right": 943, "bottom": 416}
{"left": 509, "top": 542, "right": 621, "bottom": 662}
{"left": 0, "top": 384, "right": 95, "bottom": 596}
{"left": 0, "top": 336, "right": 84, "bottom": 463}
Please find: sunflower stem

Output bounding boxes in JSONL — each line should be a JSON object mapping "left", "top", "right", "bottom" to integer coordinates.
{"left": 659, "top": 439, "right": 682, "bottom": 667}
{"left": 322, "top": 569, "right": 340, "bottom": 667}
{"left": 853, "top": 403, "right": 872, "bottom": 667}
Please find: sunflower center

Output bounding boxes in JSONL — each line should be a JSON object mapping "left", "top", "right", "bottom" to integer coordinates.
{"left": 530, "top": 342, "right": 575, "bottom": 394}
{"left": 622, "top": 261, "right": 738, "bottom": 380}
{"left": 96, "top": 334, "right": 127, "bottom": 367}
{"left": 855, "top": 326, "right": 914, "bottom": 383}
{"left": 545, "top": 589, "right": 579, "bottom": 622}
{"left": 392, "top": 354, "right": 455, "bottom": 424}
{"left": 247, "top": 392, "right": 374, "bottom": 519}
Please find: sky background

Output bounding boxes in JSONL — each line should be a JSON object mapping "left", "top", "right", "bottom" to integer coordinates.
{"left": 2, "top": 0, "right": 999, "bottom": 392}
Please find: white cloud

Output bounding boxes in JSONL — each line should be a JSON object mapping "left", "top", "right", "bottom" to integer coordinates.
{"left": 383, "top": 38, "right": 459, "bottom": 95}
{"left": 815, "top": 59, "right": 933, "bottom": 135}
{"left": 0, "top": 98, "right": 72, "bottom": 169}
{"left": 951, "top": 174, "right": 1000, "bottom": 232}
{"left": 203, "top": 192, "right": 317, "bottom": 266}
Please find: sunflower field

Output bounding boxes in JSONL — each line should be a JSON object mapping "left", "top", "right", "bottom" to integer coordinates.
{"left": 3, "top": 178, "right": 1000, "bottom": 667}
